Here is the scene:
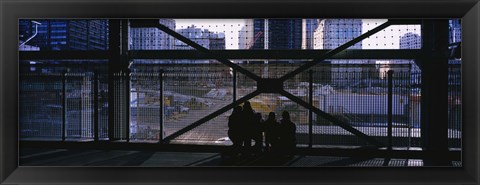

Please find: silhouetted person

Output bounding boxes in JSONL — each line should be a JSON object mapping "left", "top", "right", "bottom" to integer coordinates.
{"left": 228, "top": 106, "right": 243, "bottom": 155}
{"left": 252, "top": 112, "right": 264, "bottom": 153}
{"left": 279, "top": 111, "right": 296, "bottom": 157}
{"left": 240, "top": 101, "right": 255, "bottom": 154}
{"left": 263, "top": 112, "right": 279, "bottom": 153}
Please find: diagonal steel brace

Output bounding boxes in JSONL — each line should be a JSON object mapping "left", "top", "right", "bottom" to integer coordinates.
{"left": 156, "top": 19, "right": 389, "bottom": 145}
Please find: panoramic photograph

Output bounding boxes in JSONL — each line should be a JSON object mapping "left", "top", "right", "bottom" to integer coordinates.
{"left": 18, "top": 18, "right": 461, "bottom": 166}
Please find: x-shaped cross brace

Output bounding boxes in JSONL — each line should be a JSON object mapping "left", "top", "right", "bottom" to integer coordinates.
{"left": 130, "top": 19, "right": 419, "bottom": 147}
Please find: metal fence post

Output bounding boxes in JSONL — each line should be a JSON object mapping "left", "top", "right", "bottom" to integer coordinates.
{"left": 62, "top": 72, "right": 66, "bottom": 141}
{"left": 233, "top": 69, "right": 237, "bottom": 102}
{"left": 159, "top": 70, "right": 164, "bottom": 143}
{"left": 309, "top": 70, "right": 313, "bottom": 148}
{"left": 388, "top": 70, "right": 394, "bottom": 150}
{"left": 126, "top": 71, "right": 130, "bottom": 142}
{"left": 93, "top": 71, "right": 99, "bottom": 141}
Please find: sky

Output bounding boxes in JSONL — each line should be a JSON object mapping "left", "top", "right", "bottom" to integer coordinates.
{"left": 362, "top": 19, "right": 421, "bottom": 49}
{"left": 174, "top": 19, "right": 422, "bottom": 50}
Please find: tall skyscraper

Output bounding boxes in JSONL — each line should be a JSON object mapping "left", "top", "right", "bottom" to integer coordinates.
{"left": 249, "top": 19, "right": 304, "bottom": 50}
{"left": 19, "top": 20, "right": 108, "bottom": 51}
{"left": 130, "top": 19, "right": 176, "bottom": 50}
{"left": 449, "top": 19, "right": 461, "bottom": 44}
{"left": 448, "top": 19, "right": 462, "bottom": 60}
{"left": 399, "top": 32, "right": 421, "bottom": 49}
{"left": 302, "top": 19, "right": 320, "bottom": 49}
{"left": 238, "top": 23, "right": 254, "bottom": 50}
{"left": 314, "top": 19, "right": 363, "bottom": 50}
{"left": 250, "top": 19, "right": 265, "bottom": 50}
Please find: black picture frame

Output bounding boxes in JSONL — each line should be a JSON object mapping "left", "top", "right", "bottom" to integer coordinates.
{"left": 1, "top": 0, "right": 479, "bottom": 184}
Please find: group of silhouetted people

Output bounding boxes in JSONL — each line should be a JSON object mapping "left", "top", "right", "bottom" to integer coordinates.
{"left": 228, "top": 101, "right": 296, "bottom": 157}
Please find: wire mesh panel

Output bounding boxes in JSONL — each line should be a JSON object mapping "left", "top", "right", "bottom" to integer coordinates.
{"left": 65, "top": 72, "right": 94, "bottom": 140}
{"left": 163, "top": 64, "right": 233, "bottom": 141}
{"left": 410, "top": 69, "right": 422, "bottom": 147}
{"left": 19, "top": 73, "right": 64, "bottom": 140}
{"left": 19, "top": 59, "right": 108, "bottom": 141}
{"left": 127, "top": 19, "right": 421, "bottom": 51}
{"left": 235, "top": 69, "right": 257, "bottom": 99}
{"left": 387, "top": 69, "right": 414, "bottom": 148}
{"left": 447, "top": 19, "right": 461, "bottom": 150}
{"left": 98, "top": 73, "right": 109, "bottom": 140}
{"left": 284, "top": 63, "right": 416, "bottom": 148}
{"left": 130, "top": 72, "right": 162, "bottom": 142}
{"left": 448, "top": 62, "right": 461, "bottom": 149}
{"left": 113, "top": 72, "right": 129, "bottom": 140}
{"left": 313, "top": 67, "right": 379, "bottom": 147}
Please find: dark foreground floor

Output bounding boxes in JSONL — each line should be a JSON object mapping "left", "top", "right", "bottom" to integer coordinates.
{"left": 19, "top": 148, "right": 462, "bottom": 167}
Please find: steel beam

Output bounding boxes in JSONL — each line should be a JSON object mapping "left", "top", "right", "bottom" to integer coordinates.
{"left": 122, "top": 19, "right": 130, "bottom": 142}
{"left": 108, "top": 20, "right": 120, "bottom": 141}
{"left": 93, "top": 72, "right": 99, "bottom": 141}
{"left": 62, "top": 72, "right": 66, "bottom": 141}
{"left": 308, "top": 70, "right": 313, "bottom": 148}
{"left": 387, "top": 70, "right": 393, "bottom": 150}
{"left": 18, "top": 50, "right": 422, "bottom": 60}
{"left": 127, "top": 49, "right": 423, "bottom": 60}
{"left": 159, "top": 70, "right": 164, "bottom": 142}
{"left": 420, "top": 20, "right": 450, "bottom": 165}
{"left": 19, "top": 51, "right": 109, "bottom": 60}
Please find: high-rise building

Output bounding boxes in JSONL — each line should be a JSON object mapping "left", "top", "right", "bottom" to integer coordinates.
{"left": 313, "top": 21, "right": 325, "bottom": 50}
{"left": 19, "top": 20, "right": 108, "bottom": 51}
{"left": 302, "top": 19, "right": 320, "bottom": 49}
{"left": 399, "top": 32, "right": 421, "bottom": 49}
{"left": 208, "top": 32, "right": 226, "bottom": 50}
{"left": 250, "top": 19, "right": 304, "bottom": 50}
{"left": 130, "top": 19, "right": 176, "bottom": 50}
{"left": 238, "top": 23, "right": 254, "bottom": 50}
{"left": 314, "top": 19, "right": 363, "bottom": 50}
{"left": 449, "top": 19, "right": 461, "bottom": 44}
{"left": 249, "top": 19, "right": 265, "bottom": 50}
